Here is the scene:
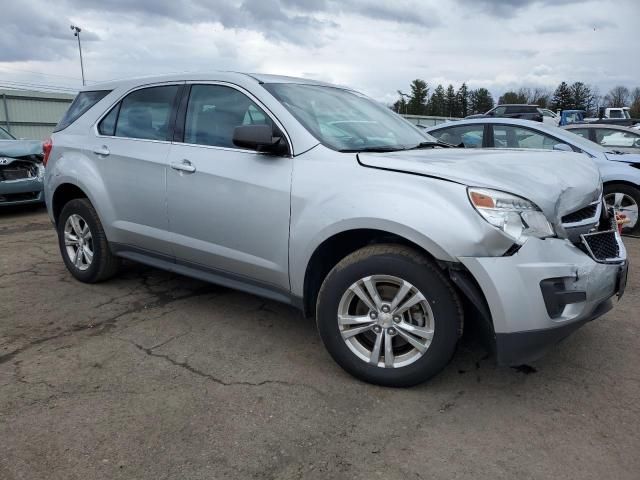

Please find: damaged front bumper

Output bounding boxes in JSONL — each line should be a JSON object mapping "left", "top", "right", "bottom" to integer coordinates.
{"left": 0, "top": 160, "right": 45, "bottom": 206}
{"left": 458, "top": 232, "right": 628, "bottom": 366}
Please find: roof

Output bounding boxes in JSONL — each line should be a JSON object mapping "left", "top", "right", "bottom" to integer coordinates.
{"left": 83, "top": 71, "right": 342, "bottom": 92}
{"left": 496, "top": 104, "right": 539, "bottom": 107}
{"left": 564, "top": 123, "right": 639, "bottom": 132}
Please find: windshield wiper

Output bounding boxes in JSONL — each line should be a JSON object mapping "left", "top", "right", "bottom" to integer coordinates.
{"left": 407, "top": 141, "right": 454, "bottom": 150}
{"left": 338, "top": 146, "right": 406, "bottom": 153}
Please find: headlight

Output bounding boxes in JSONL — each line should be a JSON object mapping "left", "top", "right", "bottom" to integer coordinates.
{"left": 468, "top": 187, "right": 554, "bottom": 244}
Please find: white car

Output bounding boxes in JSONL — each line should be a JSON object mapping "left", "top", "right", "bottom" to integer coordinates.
{"left": 564, "top": 124, "right": 640, "bottom": 153}
{"left": 426, "top": 118, "right": 640, "bottom": 234}
{"left": 539, "top": 108, "right": 560, "bottom": 127}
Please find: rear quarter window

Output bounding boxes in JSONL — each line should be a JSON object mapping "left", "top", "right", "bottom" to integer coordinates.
{"left": 54, "top": 90, "right": 111, "bottom": 132}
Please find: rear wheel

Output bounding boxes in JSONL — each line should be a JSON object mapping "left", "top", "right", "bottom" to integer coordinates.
{"left": 57, "top": 198, "right": 119, "bottom": 283}
{"left": 604, "top": 183, "right": 640, "bottom": 235}
{"left": 316, "top": 244, "right": 462, "bottom": 387}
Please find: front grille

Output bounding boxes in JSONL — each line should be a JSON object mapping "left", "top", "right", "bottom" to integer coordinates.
{"left": 0, "top": 161, "right": 37, "bottom": 181}
{"left": 562, "top": 204, "right": 598, "bottom": 224}
{"left": 581, "top": 230, "right": 621, "bottom": 262}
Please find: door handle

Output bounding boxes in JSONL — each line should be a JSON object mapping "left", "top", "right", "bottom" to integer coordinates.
{"left": 170, "top": 159, "right": 196, "bottom": 173}
{"left": 93, "top": 145, "right": 110, "bottom": 156}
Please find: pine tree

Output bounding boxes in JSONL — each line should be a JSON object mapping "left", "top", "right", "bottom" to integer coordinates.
{"left": 551, "top": 82, "right": 573, "bottom": 111}
{"left": 428, "top": 85, "right": 446, "bottom": 116}
{"left": 457, "top": 83, "right": 469, "bottom": 117}
{"left": 407, "top": 79, "right": 429, "bottom": 115}
{"left": 445, "top": 84, "right": 458, "bottom": 117}
{"left": 470, "top": 88, "right": 494, "bottom": 114}
{"left": 570, "top": 82, "right": 591, "bottom": 110}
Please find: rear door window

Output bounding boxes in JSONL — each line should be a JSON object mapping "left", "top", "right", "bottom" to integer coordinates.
{"left": 493, "top": 125, "right": 567, "bottom": 150}
{"left": 595, "top": 128, "right": 639, "bottom": 147}
{"left": 430, "top": 125, "right": 484, "bottom": 148}
{"left": 54, "top": 90, "right": 110, "bottom": 132}
{"left": 103, "top": 85, "right": 180, "bottom": 141}
{"left": 568, "top": 128, "right": 590, "bottom": 140}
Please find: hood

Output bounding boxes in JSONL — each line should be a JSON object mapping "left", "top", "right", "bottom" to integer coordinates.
{"left": 0, "top": 139, "right": 43, "bottom": 159}
{"left": 604, "top": 152, "right": 640, "bottom": 163}
{"left": 358, "top": 148, "right": 601, "bottom": 224}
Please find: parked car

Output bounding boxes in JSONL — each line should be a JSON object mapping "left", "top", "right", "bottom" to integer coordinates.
{"left": 564, "top": 124, "right": 640, "bottom": 153}
{"left": 558, "top": 109, "right": 586, "bottom": 126}
{"left": 426, "top": 118, "right": 640, "bottom": 234}
{"left": 466, "top": 104, "right": 543, "bottom": 122}
{"left": 539, "top": 108, "right": 560, "bottom": 126}
{"left": 45, "top": 73, "right": 627, "bottom": 386}
{"left": 0, "top": 126, "right": 45, "bottom": 206}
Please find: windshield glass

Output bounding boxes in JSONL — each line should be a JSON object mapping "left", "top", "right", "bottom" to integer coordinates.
{"left": 263, "top": 83, "right": 436, "bottom": 151}
{"left": 0, "top": 126, "right": 15, "bottom": 140}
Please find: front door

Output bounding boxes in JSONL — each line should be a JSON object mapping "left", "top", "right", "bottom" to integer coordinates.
{"left": 166, "top": 83, "right": 293, "bottom": 290}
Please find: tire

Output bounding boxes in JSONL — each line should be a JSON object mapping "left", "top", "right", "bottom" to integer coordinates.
{"left": 604, "top": 183, "right": 640, "bottom": 235}
{"left": 57, "top": 198, "right": 119, "bottom": 283}
{"left": 316, "top": 244, "right": 463, "bottom": 387}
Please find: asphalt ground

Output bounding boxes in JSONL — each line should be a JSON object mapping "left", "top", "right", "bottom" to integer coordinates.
{"left": 1, "top": 205, "right": 639, "bottom": 479}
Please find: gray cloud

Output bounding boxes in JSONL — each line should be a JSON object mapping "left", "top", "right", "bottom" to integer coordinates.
{"left": 0, "top": 0, "right": 637, "bottom": 103}
{"left": 456, "top": 0, "right": 583, "bottom": 18}
{"left": 534, "top": 18, "right": 615, "bottom": 34}
{"left": 0, "top": 0, "right": 439, "bottom": 63}
{"left": 0, "top": 1, "right": 98, "bottom": 61}
{"left": 75, "top": 0, "right": 438, "bottom": 37}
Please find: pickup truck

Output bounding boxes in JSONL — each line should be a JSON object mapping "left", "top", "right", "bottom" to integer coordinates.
{"left": 585, "top": 107, "right": 639, "bottom": 127}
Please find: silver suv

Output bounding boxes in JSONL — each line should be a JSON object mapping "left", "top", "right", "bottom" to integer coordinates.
{"left": 44, "top": 73, "right": 628, "bottom": 386}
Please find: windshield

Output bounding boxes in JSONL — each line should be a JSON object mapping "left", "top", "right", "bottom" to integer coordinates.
{"left": 263, "top": 83, "right": 437, "bottom": 151}
{"left": 0, "top": 126, "right": 15, "bottom": 140}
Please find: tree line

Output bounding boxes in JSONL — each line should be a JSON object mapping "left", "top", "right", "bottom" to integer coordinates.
{"left": 392, "top": 79, "right": 640, "bottom": 118}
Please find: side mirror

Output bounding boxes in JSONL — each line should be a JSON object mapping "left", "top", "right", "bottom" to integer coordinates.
{"left": 232, "top": 125, "right": 285, "bottom": 154}
{"left": 634, "top": 138, "right": 640, "bottom": 148}
{"left": 553, "top": 143, "right": 573, "bottom": 152}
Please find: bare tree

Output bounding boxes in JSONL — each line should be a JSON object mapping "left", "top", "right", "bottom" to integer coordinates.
{"left": 604, "top": 86, "right": 630, "bottom": 107}
{"left": 631, "top": 87, "right": 640, "bottom": 117}
{"left": 585, "top": 85, "right": 601, "bottom": 117}
{"left": 530, "top": 88, "right": 551, "bottom": 108}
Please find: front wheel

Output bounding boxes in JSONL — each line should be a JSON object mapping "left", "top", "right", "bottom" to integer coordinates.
{"left": 316, "top": 244, "right": 463, "bottom": 387}
{"left": 604, "top": 183, "right": 640, "bottom": 235}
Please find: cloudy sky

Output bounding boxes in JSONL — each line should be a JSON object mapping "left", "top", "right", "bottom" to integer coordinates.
{"left": 0, "top": 0, "right": 638, "bottom": 103}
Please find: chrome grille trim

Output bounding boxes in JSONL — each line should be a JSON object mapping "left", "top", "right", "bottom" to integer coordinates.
{"left": 561, "top": 200, "right": 602, "bottom": 228}
{"left": 580, "top": 229, "right": 626, "bottom": 264}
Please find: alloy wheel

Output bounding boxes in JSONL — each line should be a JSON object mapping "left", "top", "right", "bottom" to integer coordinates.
{"left": 605, "top": 192, "right": 639, "bottom": 231}
{"left": 63, "top": 214, "right": 94, "bottom": 271}
{"left": 337, "top": 275, "right": 435, "bottom": 368}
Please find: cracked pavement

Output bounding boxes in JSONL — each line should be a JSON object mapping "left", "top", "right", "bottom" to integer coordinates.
{"left": 1, "top": 206, "right": 639, "bottom": 480}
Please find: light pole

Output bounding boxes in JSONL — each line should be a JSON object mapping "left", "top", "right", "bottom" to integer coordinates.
{"left": 399, "top": 92, "right": 410, "bottom": 115}
{"left": 70, "top": 25, "right": 85, "bottom": 86}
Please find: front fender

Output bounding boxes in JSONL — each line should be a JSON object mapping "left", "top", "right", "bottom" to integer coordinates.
{"left": 288, "top": 155, "right": 514, "bottom": 297}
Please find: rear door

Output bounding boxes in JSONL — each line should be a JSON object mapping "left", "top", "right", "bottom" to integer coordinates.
{"left": 94, "top": 83, "right": 182, "bottom": 255}
{"left": 165, "top": 83, "right": 293, "bottom": 289}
